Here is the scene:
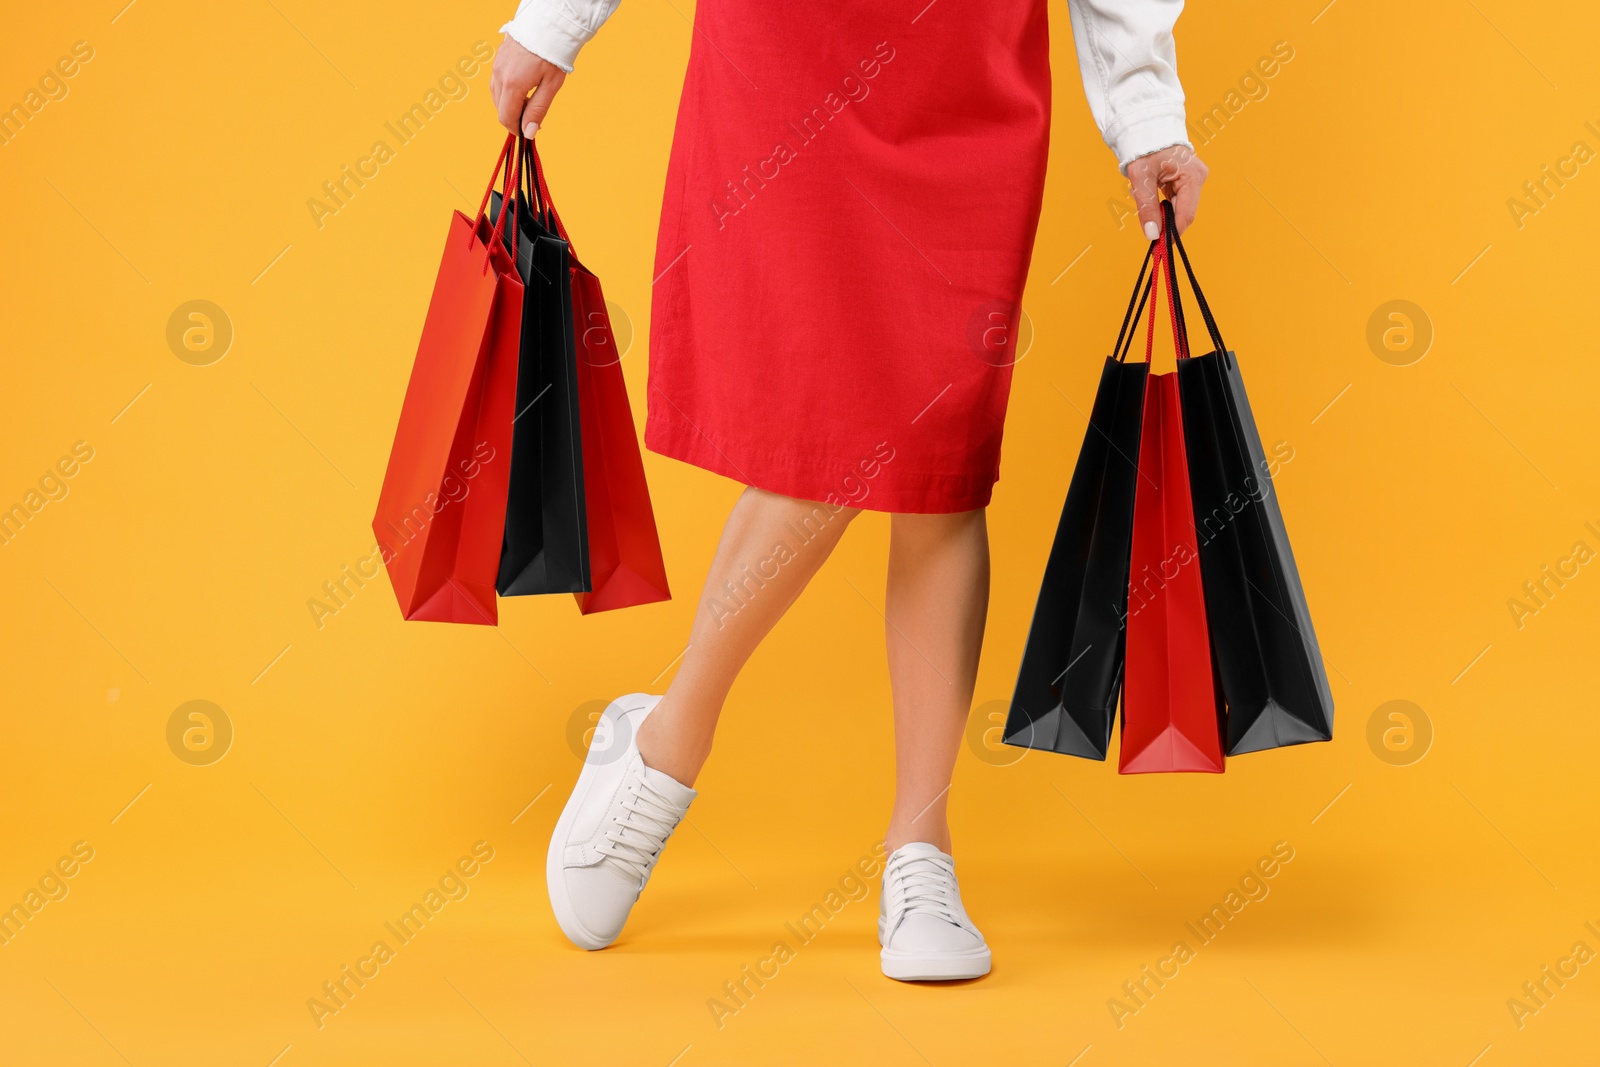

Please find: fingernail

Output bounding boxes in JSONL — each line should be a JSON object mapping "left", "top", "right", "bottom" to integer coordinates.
{"left": 523, "top": 121, "right": 539, "bottom": 138}
{"left": 1143, "top": 221, "right": 1160, "bottom": 240}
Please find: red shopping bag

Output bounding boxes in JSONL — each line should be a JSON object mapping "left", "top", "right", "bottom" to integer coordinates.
{"left": 372, "top": 136, "right": 526, "bottom": 624}
{"left": 1120, "top": 242, "right": 1225, "bottom": 773}
{"left": 529, "top": 145, "right": 670, "bottom": 614}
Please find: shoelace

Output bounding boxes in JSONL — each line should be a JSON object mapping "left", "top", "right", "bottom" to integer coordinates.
{"left": 884, "top": 851, "right": 963, "bottom": 927}
{"left": 596, "top": 766, "right": 683, "bottom": 885}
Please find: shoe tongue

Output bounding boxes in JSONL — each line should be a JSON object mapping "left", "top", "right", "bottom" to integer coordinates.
{"left": 639, "top": 761, "right": 697, "bottom": 808}
{"left": 891, "top": 842, "right": 947, "bottom": 862}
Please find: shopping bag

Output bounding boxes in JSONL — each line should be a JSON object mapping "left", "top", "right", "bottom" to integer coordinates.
{"left": 1119, "top": 241, "right": 1225, "bottom": 773}
{"left": 1164, "top": 203, "right": 1335, "bottom": 753}
{"left": 487, "top": 144, "right": 591, "bottom": 596}
{"left": 523, "top": 141, "right": 670, "bottom": 614}
{"left": 571, "top": 265, "right": 671, "bottom": 613}
{"left": 372, "top": 136, "right": 525, "bottom": 624}
{"left": 1003, "top": 249, "right": 1154, "bottom": 758}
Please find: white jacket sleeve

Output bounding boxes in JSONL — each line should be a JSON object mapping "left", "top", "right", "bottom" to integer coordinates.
{"left": 1067, "top": 0, "right": 1191, "bottom": 172}
{"left": 501, "top": 0, "right": 620, "bottom": 73}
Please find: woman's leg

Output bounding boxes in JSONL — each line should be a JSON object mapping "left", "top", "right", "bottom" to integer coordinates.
{"left": 882, "top": 508, "right": 989, "bottom": 853}
{"left": 636, "top": 487, "right": 859, "bottom": 785}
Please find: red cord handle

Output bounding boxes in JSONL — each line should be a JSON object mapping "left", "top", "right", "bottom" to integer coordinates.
{"left": 1144, "top": 244, "right": 1160, "bottom": 364}
{"left": 1143, "top": 238, "right": 1190, "bottom": 364}
{"left": 473, "top": 133, "right": 523, "bottom": 268}
{"left": 1163, "top": 231, "right": 1190, "bottom": 361}
{"left": 520, "top": 137, "right": 575, "bottom": 258}
{"left": 1158, "top": 199, "right": 1227, "bottom": 356}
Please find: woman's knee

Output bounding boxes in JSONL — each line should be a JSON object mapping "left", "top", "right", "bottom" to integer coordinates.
{"left": 891, "top": 507, "right": 987, "bottom": 538}
{"left": 742, "top": 485, "right": 861, "bottom": 533}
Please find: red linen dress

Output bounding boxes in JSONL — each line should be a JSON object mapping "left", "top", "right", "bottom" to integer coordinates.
{"left": 645, "top": 0, "right": 1051, "bottom": 513}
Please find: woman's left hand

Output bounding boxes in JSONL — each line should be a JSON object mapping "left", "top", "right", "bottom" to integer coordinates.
{"left": 490, "top": 36, "right": 567, "bottom": 138}
{"left": 1127, "top": 145, "right": 1208, "bottom": 239}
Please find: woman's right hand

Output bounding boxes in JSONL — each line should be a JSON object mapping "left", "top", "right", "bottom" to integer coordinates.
{"left": 490, "top": 36, "right": 566, "bottom": 138}
{"left": 1126, "top": 144, "right": 1207, "bottom": 238}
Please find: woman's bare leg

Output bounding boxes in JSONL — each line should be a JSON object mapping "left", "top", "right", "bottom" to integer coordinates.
{"left": 636, "top": 487, "right": 859, "bottom": 785}
{"left": 882, "top": 509, "right": 989, "bottom": 853}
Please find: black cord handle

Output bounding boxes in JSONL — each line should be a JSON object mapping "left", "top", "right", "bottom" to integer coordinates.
{"left": 1159, "top": 200, "right": 1227, "bottom": 355}
{"left": 520, "top": 138, "right": 552, "bottom": 229}
{"left": 1112, "top": 243, "right": 1156, "bottom": 363}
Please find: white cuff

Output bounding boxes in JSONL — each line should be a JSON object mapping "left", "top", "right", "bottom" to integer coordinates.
{"left": 1109, "top": 109, "right": 1192, "bottom": 173}
{"left": 500, "top": 7, "right": 589, "bottom": 72}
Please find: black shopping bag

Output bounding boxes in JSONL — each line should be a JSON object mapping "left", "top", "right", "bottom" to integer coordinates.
{"left": 1004, "top": 250, "right": 1156, "bottom": 759}
{"left": 488, "top": 153, "right": 590, "bottom": 596}
{"left": 1162, "top": 204, "right": 1334, "bottom": 754}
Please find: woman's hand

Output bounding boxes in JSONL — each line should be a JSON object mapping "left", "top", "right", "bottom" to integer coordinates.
{"left": 490, "top": 37, "right": 566, "bottom": 138}
{"left": 1127, "top": 145, "right": 1208, "bottom": 239}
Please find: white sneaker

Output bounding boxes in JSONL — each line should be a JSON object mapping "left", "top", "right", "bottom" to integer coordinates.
{"left": 878, "top": 842, "right": 992, "bottom": 981}
{"left": 546, "top": 693, "right": 696, "bottom": 950}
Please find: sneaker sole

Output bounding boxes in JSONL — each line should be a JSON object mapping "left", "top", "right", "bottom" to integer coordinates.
{"left": 546, "top": 694, "right": 656, "bottom": 951}
{"left": 880, "top": 944, "right": 993, "bottom": 982}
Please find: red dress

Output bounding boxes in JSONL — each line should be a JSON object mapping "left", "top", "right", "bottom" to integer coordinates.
{"left": 646, "top": 1, "right": 1051, "bottom": 513}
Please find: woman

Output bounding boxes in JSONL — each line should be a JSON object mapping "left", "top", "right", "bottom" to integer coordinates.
{"left": 490, "top": 0, "right": 1206, "bottom": 981}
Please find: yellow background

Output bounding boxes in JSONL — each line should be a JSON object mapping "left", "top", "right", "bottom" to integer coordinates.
{"left": 3, "top": 0, "right": 1598, "bottom": 1064}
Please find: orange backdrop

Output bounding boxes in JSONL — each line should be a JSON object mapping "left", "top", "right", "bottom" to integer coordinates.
{"left": 2, "top": 0, "right": 1598, "bottom": 1064}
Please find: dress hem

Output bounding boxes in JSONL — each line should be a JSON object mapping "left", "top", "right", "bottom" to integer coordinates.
{"left": 644, "top": 398, "right": 998, "bottom": 515}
